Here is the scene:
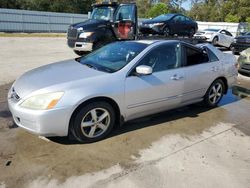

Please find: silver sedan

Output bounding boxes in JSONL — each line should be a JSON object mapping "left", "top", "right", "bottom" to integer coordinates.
{"left": 8, "top": 40, "right": 237, "bottom": 142}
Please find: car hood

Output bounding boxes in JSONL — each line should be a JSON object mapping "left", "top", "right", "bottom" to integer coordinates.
{"left": 235, "top": 35, "right": 250, "bottom": 39}
{"left": 13, "top": 59, "right": 106, "bottom": 98}
{"left": 71, "top": 19, "right": 109, "bottom": 30}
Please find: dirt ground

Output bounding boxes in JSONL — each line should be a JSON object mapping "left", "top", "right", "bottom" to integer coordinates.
{"left": 0, "top": 37, "right": 250, "bottom": 188}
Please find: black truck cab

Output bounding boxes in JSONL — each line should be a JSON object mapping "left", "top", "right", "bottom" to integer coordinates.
{"left": 67, "top": 2, "right": 137, "bottom": 56}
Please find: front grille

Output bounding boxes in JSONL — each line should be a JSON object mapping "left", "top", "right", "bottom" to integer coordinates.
{"left": 67, "top": 27, "right": 78, "bottom": 39}
{"left": 241, "top": 63, "right": 250, "bottom": 70}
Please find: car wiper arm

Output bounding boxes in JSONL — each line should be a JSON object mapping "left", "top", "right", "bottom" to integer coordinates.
{"left": 84, "top": 63, "right": 98, "bottom": 70}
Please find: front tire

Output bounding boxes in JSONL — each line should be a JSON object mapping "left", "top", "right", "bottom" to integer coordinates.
{"left": 163, "top": 26, "right": 170, "bottom": 37}
{"left": 74, "top": 50, "right": 90, "bottom": 56}
{"left": 204, "top": 79, "right": 225, "bottom": 107}
{"left": 189, "top": 28, "right": 195, "bottom": 38}
{"left": 212, "top": 37, "right": 218, "bottom": 46}
{"left": 71, "top": 102, "right": 115, "bottom": 143}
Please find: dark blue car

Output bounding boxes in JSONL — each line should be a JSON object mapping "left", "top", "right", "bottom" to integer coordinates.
{"left": 139, "top": 13, "right": 198, "bottom": 37}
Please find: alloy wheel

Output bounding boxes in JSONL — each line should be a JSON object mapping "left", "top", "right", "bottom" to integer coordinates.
{"left": 81, "top": 108, "right": 111, "bottom": 138}
{"left": 208, "top": 83, "right": 223, "bottom": 104}
{"left": 164, "top": 27, "right": 170, "bottom": 37}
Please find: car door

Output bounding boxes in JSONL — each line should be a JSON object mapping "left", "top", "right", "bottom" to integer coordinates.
{"left": 218, "top": 30, "right": 231, "bottom": 47}
{"left": 113, "top": 4, "right": 137, "bottom": 40}
{"left": 224, "top": 30, "right": 234, "bottom": 47}
{"left": 180, "top": 44, "right": 222, "bottom": 103}
{"left": 170, "top": 15, "right": 183, "bottom": 35}
{"left": 124, "top": 42, "right": 185, "bottom": 120}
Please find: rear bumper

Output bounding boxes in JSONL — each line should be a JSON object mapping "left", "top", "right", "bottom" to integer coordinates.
{"left": 193, "top": 36, "right": 208, "bottom": 40}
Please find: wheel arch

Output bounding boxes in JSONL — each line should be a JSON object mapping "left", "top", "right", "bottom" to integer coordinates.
{"left": 68, "top": 96, "right": 122, "bottom": 136}
{"left": 213, "top": 35, "right": 219, "bottom": 41}
{"left": 214, "top": 76, "right": 228, "bottom": 94}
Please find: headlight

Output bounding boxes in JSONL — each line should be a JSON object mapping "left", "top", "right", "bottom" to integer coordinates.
{"left": 148, "top": 23, "right": 164, "bottom": 28}
{"left": 20, "top": 92, "right": 64, "bottom": 110}
{"left": 153, "top": 23, "right": 164, "bottom": 26}
{"left": 77, "top": 27, "right": 83, "bottom": 31}
{"left": 79, "top": 32, "right": 94, "bottom": 38}
{"left": 233, "top": 38, "right": 237, "bottom": 43}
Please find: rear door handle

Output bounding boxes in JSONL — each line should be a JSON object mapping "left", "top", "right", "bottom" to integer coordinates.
{"left": 171, "top": 74, "right": 184, "bottom": 80}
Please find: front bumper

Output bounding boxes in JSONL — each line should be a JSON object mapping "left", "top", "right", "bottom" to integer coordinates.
{"left": 231, "top": 43, "right": 250, "bottom": 53}
{"left": 68, "top": 39, "right": 93, "bottom": 52}
{"left": 8, "top": 98, "right": 72, "bottom": 137}
{"left": 74, "top": 42, "right": 93, "bottom": 52}
{"left": 139, "top": 26, "right": 163, "bottom": 35}
{"left": 238, "top": 63, "right": 250, "bottom": 77}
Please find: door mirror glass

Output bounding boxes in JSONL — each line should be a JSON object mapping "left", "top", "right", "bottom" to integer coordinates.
{"left": 136, "top": 65, "right": 152, "bottom": 75}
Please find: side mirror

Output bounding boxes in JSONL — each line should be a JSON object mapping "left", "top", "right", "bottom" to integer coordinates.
{"left": 136, "top": 65, "right": 152, "bottom": 75}
{"left": 88, "top": 12, "right": 91, "bottom": 19}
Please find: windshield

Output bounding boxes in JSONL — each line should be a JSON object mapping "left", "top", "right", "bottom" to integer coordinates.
{"left": 245, "top": 32, "right": 250, "bottom": 35}
{"left": 152, "top": 14, "right": 174, "bottom": 22}
{"left": 79, "top": 42, "right": 148, "bottom": 73}
{"left": 204, "top": 29, "right": 220, "bottom": 32}
{"left": 91, "top": 7, "right": 113, "bottom": 21}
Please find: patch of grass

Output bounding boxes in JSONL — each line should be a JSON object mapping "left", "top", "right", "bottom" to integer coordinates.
{"left": 0, "top": 32, "right": 66, "bottom": 37}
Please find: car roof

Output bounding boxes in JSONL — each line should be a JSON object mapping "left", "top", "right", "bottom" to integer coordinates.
{"left": 163, "top": 13, "right": 181, "bottom": 16}
{"left": 134, "top": 40, "right": 201, "bottom": 49}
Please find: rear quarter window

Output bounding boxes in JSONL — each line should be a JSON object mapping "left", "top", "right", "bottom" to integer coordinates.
{"left": 207, "top": 48, "right": 219, "bottom": 62}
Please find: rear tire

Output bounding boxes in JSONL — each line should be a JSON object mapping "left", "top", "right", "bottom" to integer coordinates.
{"left": 71, "top": 102, "right": 115, "bottom": 143}
{"left": 204, "top": 79, "right": 225, "bottom": 107}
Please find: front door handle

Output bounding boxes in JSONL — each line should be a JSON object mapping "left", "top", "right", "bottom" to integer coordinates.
{"left": 171, "top": 74, "right": 184, "bottom": 80}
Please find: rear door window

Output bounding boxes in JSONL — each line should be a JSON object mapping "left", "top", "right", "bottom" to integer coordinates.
{"left": 206, "top": 48, "right": 219, "bottom": 62}
{"left": 183, "top": 46, "right": 209, "bottom": 66}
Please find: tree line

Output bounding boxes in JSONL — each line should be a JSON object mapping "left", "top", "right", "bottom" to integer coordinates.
{"left": 0, "top": 0, "right": 249, "bottom": 23}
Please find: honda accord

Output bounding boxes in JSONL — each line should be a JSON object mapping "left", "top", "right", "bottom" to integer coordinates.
{"left": 8, "top": 40, "right": 237, "bottom": 142}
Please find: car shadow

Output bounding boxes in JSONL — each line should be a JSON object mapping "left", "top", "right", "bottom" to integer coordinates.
{"left": 49, "top": 89, "right": 242, "bottom": 145}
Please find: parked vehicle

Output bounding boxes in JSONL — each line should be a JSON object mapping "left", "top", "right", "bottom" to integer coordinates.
{"left": 231, "top": 32, "right": 250, "bottom": 55}
{"left": 194, "top": 29, "right": 234, "bottom": 48}
{"left": 8, "top": 40, "right": 237, "bottom": 142}
{"left": 237, "top": 48, "right": 250, "bottom": 76}
{"left": 139, "top": 14, "right": 198, "bottom": 37}
{"left": 67, "top": 2, "right": 137, "bottom": 56}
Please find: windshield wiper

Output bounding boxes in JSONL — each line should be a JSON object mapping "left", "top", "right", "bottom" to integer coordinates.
{"left": 83, "top": 63, "right": 98, "bottom": 70}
